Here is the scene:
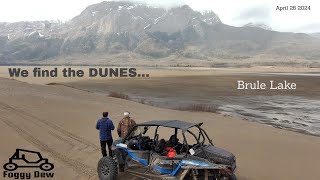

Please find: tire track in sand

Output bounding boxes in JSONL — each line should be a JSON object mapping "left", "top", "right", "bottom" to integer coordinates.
{"left": 0, "top": 117, "right": 97, "bottom": 178}
{"left": 0, "top": 101, "right": 100, "bottom": 151}
{"left": 0, "top": 101, "right": 99, "bottom": 178}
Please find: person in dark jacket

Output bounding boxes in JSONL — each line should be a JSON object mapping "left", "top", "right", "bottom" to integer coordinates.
{"left": 96, "top": 112, "right": 115, "bottom": 157}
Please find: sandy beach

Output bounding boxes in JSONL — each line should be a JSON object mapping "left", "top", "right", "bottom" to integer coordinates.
{"left": 0, "top": 73, "right": 320, "bottom": 179}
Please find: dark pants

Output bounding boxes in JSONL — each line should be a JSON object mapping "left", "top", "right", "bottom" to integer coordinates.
{"left": 100, "top": 140, "right": 113, "bottom": 157}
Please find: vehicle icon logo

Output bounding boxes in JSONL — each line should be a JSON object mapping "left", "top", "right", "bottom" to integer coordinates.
{"left": 3, "top": 149, "right": 54, "bottom": 171}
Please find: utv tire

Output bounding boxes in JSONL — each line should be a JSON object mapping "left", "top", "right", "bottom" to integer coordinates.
{"left": 97, "top": 156, "right": 118, "bottom": 180}
{"left": 222, "top": 174, "right": 237, "bottom": 180}
{"left": 230, "top": 174, "right": 237, "bottom": 180}
{"left": 217, "top": 174, "right": 237, "bottom": 180}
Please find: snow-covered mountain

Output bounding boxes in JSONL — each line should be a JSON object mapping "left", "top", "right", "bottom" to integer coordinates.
{"left": 0, "top": 1, "right": 319, "bottom": 64}
{"left": 243, "top": 22, "right": 272, "bottom": 31}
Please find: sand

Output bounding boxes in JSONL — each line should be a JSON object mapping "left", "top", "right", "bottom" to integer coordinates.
{"left": 0, "top": 76, "right": 320, "bottom": 180}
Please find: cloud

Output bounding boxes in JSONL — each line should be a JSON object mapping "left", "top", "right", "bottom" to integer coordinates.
{"left": 293, "top": 23, "right": 320, "bottom": 33}
{"left": 233, "top": 5, "right": 272, "bottom": 25}
{"left": 0, "top": 0, "right": 319, "bottom": 33}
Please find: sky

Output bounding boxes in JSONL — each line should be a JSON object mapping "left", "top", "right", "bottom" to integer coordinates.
{"left": 0, "top": 0, "right": 319, "bottom": 33}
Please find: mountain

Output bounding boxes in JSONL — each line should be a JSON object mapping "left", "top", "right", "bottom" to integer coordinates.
{"left": 0, "top": 1, "right": 320, "bottom": 65}
{"left": 243, "top": 23, "right": 272, "bottom": 31}
{"left": 309, "top": 33, "right": 320, "bottom": 39}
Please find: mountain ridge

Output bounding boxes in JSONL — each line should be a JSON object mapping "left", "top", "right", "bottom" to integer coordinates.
{"left": 0, "top": 1, "right": 319, "bottom": 66}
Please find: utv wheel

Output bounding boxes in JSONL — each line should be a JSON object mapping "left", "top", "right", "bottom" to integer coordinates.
{"left": 111, "top": 151, "right": 117, "bottom": 163}
{"left": 220, "top": 174, "right": 237, "bottom": 180}
{"left": 3, "top": 163, "right": 18, "bottom": 171}
{"left": 40, "top": 162, "right": 54, "bottom": 171}
{"left": 229, "top": 174, "right": 237, "bottom": 180}
{"left": 97, "top": 156, "right": 118, "bottom": 180}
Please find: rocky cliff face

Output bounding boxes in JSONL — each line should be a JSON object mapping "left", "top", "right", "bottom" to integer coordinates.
{"left": 0, "top": 1, "right": 319, "bottom": 64}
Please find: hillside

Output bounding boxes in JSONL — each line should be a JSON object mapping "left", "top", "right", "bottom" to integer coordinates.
{"left": 0, "top": 1, "right": 320, "bottom": 65}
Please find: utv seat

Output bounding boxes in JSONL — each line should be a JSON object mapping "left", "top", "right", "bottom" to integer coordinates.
{"left": 155, "top": 139, "right": 166, "bottom": 155}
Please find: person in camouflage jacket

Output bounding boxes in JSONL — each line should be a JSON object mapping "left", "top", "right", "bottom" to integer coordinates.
{"left": 117, "top": 111, "right": 136, "bottom": 138}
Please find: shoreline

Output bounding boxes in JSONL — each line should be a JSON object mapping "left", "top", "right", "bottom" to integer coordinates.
{"left": 3, "top": 76, "right": 319, "bottom": 138}
{"left": 1, "top": 66, "right": 319, "bottom": 138}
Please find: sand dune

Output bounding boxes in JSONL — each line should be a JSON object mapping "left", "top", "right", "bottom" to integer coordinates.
{"left": 0, "top": 77, "right": 320, "bottom": 180}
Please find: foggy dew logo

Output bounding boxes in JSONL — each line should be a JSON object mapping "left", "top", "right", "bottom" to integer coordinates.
{"left": 3, "top": 149, "right": 55, "bottom": 179}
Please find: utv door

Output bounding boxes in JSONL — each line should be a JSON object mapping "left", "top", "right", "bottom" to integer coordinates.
{"left": 149, "top": 154, "right": 184, "bottom": 175}
{"left": 124, "top": 149, "right": 151, "bottom": 174}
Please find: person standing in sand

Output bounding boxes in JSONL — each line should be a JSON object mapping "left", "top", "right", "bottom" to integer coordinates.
{"left": 117, "top": 111, "right": 136, "bottom": 138}
{"left": 96, "top": 112, "right": 115, "bottom": 157}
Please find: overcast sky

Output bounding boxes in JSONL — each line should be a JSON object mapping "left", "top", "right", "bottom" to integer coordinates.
{"left": 0, "top": 0, "right": 319, "bottom": 33}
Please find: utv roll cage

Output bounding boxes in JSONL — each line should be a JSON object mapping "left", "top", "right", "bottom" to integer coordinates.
{"left": 122, "top": 120, "right": 213, "bottom": 150}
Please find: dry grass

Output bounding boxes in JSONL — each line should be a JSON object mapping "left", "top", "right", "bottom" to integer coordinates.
{"left": 109, "top": 91, "right": 130, "bottom": 100}
{"left": 138, "top": 98, "right": 146, "bottom": 104}
{"left": 175, "top": 104, "right": 219, "bottom": 113}
{"left": 46, "top": 82, "right": 60, "bottom": 85}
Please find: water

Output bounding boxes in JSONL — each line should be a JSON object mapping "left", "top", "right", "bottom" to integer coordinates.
{"left": 131, "top": 95, "right": 320, "bottom": 136}
{"left": 64, "top": 70, "right": 320, "bottom": 137}
{"left": 218, "top": 96, "right": 320, "bottom": 136}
